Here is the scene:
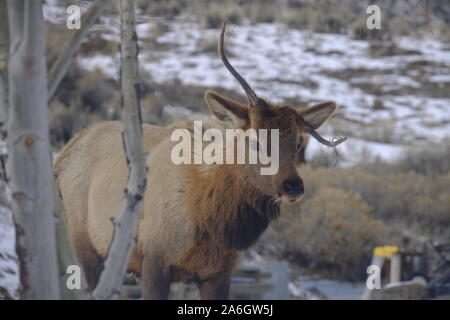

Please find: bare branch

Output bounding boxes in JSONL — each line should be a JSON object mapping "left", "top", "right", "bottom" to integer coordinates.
{"left": 47, "top": 0, "right": 110, "bottom": 101}
{"left": 93, "top": 0, "right": 147, "bottom": 300}
{"left": 6, "top": 0, "right": 23, "bottom": 51}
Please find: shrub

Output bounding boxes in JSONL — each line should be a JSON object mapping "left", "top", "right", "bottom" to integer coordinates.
{"left": 264, "top": 159, "right": 450, "bottom": 280}
{"left": 300, "top": 187, "right": 384, "bottom": 278}
{"left": 47, "top": 57, "right": 119, "bottom": 149}
{"left": 396, "top": 142, "right": 450, "bottom": 176}
{"left": 270, "top": 187, "right": 385, "bottom": 280}
{"left": 75, "top": 69, "right": 117, "bottom": 113}
{"left": 49, "top": 99, "right": 107, "bottom": 150}
{"left": 201, "top": 2, "right": 241, "bottom": 29}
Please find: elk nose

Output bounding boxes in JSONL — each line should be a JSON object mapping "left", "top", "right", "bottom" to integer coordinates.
{"left": 283, "top": 179, "right": 304, "bottom": 197}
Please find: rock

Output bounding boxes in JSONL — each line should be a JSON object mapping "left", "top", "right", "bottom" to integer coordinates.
{"left": 370, "top": 282, "right": 429, "bottom": 300}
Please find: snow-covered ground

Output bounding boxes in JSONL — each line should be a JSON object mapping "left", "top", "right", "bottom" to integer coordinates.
{"left": 0, "top": 145, "right": 19, "bottom": 299}
{"left": 75, "top": 19, "right": 450, "bottom": 163}
{"left": 0, "top": 199, "right": 18, "bottom": 299}
{"left": 289, "top": 277, "right": 366, "bottom": 300}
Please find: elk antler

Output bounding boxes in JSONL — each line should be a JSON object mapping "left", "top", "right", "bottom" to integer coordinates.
{"left": 219, "top": 22, "right": 259, "bottom": 106}
{"left": 305, "top": 127, "right": 347, "bottom": 147}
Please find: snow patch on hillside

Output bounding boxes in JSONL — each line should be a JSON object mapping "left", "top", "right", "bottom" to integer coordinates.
{"left": 75, "top": 20, "right": 450, "bottom": 161}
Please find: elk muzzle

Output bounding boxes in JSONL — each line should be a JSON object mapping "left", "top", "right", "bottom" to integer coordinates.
{"left": 283, "top": 178, "right": 304, "bottom": 198}
{"left": 276, "top": 175, "right": 304, "bottom": 203}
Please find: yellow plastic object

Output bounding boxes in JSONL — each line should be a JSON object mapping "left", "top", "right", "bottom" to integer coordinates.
{"left": 373, "top": 246, "right": 400, "bottom": 258}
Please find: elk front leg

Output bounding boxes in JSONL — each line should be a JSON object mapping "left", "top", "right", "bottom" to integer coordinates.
{"left": 198, "top": 276, "right": 230, "bottom": 300}
{"left": 141, "top": 256, "right": 171, "bottom": 299}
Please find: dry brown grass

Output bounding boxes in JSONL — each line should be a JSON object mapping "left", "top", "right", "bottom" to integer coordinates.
{"left": 263, "top": 151, "right": 450, "bottom": 280}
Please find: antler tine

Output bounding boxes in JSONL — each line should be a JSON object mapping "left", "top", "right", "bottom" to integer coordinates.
{"left": 219, "top": 22, "right": 259, "bottom": 106}
{"left": 305, "top": 127, "right": 348, "bottom": 148}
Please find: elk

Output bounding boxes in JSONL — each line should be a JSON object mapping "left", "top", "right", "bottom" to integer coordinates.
{"left": 54, "top": 22, "right": 345, "bottom": 299}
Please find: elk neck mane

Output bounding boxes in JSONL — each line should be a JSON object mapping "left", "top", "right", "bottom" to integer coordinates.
{"left": 185, "top": 161, "right": 280, "bottom": 251}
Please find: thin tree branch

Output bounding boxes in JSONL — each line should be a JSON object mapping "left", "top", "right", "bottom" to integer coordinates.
{"left": 6, "top": 0, "right": 23, "bottom": 53}
{"left": 47, "top": 0, "right": 110, "bottom": 101}
{"left": 93, "top": 0, "right": 147, "bottom": 300}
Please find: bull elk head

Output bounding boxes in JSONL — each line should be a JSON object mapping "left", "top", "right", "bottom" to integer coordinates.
{"left": 204, "top": 22, "right": 346, "bottom": 202}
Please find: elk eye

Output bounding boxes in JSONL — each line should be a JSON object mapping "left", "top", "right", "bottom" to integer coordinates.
{"left": 250, "top": 140, "right": 260, "bottom": 152}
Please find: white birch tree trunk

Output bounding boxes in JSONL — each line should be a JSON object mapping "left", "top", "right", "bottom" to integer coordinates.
{"left": 6, "top": 0, "right": 60, "bottom": 299}
{"left": 93, "top": 0, "right": 147, "bottom": 300}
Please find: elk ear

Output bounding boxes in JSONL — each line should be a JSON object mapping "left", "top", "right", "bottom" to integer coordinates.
{"left": 204, "top": 90, "right": 249, "bottom": 128}
{"left": 298, "top": 101, "right": 336, "bottom": 129}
